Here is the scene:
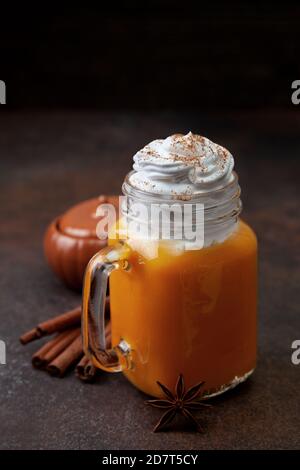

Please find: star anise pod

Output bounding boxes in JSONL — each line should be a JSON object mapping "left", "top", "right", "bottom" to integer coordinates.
{"left": 146, "top": 374, "right": 211, "bottom": 432}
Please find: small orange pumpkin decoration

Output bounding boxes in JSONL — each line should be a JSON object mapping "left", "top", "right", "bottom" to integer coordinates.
{"left": 44, "top": 195, "right": 119, "bottom": 290}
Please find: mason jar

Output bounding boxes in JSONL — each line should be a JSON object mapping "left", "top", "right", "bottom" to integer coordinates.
{"left": 82, "top": 163, "right": 257, "bottom": 398}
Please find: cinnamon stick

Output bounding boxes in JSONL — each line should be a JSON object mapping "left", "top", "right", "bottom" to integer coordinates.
{"left": 47, "top": 334, "right": 83, "bottom": 377}
{"left": 75, "top": 322, "right": 112, "bottom": 382}
{"left": 32, "top": 328, "right": 80, "bottom": 369}
{"left": 20, "top": 328, "right": 40, "bottom": 345}
{"left": 20, "top": 298, "right": 110, "bottom": 345}
{"left": 32, "top": 331, "right": 68, "bottom": 368}
{"left": 76, "top": 355, "right": 97, "bottom": 383}
{"left": 20, "top": 306, "right": 81, "bottom": 344}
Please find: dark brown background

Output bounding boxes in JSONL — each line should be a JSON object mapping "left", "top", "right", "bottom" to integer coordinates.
{"left": 0, "top": 2, "right": 300, "bottom": 450}
{"left": 1, "top": 2, "right": 300, "bottom": 109}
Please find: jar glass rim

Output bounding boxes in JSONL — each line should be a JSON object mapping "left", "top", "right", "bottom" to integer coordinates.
{"left": 122, "top": 170, "right": 239, "bottom": 204}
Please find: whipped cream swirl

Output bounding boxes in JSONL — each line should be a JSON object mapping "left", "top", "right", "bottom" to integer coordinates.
{"left": 129, "top": 132, "right": 234, "bottom": 198}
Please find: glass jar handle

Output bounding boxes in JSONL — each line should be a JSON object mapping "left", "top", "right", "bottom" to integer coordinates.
{"left": 82, "top": 242, "right": 131, "bottom": 373}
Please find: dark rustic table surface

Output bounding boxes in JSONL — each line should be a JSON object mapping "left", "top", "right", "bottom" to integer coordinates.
{"left": 0, "top": 109, "right": 299, "bottom": 450}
